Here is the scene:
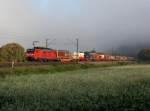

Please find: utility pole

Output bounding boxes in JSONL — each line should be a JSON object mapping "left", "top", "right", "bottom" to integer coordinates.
{"left": 112, "top": 47, "right": 114, "bottom": 56}
{"left": 76, "top": 38, "right": 79, "bottom": 64}
{"left": 45, "top": 39, "right": 49, "bottom": 48}
{"left": 112, "top": 47, "right": 114, "bottom": 63}
{"left": 33, "top": 41, "right": 39, "bottom": 47}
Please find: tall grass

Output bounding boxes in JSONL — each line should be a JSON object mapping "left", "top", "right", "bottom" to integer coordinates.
{"left": 0, "top": 64, "right": 149, "bottom": 111}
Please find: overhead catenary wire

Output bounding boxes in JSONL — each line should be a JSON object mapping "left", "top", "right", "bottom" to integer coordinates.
{"left": 45, "top": 38, "right": 56, "bottom": 48}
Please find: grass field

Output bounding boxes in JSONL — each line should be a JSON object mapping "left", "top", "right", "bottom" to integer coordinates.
{"left": 0, "top": 64, "right": 150, "bottom": 111}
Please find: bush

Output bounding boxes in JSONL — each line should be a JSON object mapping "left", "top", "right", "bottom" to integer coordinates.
{"left": 0, "top": 43, "right": 25, "bottom": 62}
{"left": 137, "top": 49, "right": 150, "bottom": 62}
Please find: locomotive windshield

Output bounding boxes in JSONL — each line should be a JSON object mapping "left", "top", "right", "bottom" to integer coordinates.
{"left": 27, "top": 49, "right": 34, "bottom": 53}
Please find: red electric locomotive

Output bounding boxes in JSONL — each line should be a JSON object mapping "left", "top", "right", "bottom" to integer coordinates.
{"left": 25, "top": 47, "right": 72, "bottom": 62}
{"left": 26, "top": 47, "right": 58, "bottom": 61}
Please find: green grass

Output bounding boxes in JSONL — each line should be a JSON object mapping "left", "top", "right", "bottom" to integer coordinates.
{"left": 0, "top": 64, "right": 150, "bottom": 111}
{"left": 0, "top": 62, "right": 133, "bottom": 76}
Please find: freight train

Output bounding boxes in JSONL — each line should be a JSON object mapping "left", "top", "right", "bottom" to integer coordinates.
{"left": 25, "top": 47, "right": 133, "bottom": 62}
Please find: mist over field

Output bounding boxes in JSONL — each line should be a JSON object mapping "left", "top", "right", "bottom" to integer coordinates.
{"left": 0, "top": 0, "right": 150, "bottom": 56}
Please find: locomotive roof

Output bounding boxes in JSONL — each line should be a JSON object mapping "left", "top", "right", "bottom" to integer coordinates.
{"left": 34, "top": 47, "right": 53, "bottom": 50}
{"left": 27, "top": 47, "right": 54, "bottom": 51}
{"left": 90, "top": 52, "right": 105, "bottom": 55}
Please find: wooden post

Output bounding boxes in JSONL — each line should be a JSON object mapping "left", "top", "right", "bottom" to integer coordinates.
{"left": 12, "top": 60, "right": 14, "bottom": 68}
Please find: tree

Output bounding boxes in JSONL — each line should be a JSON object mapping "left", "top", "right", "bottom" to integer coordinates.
{"left": 137, "top": 48, "right": 150, "bottom": 62}
{"left": 0, "top": 43, "right": 25, "bottom": 63}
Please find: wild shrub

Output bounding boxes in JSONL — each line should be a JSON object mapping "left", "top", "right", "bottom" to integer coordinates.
{"left": 138, "top": 48, "right": 150, "bottom": 62}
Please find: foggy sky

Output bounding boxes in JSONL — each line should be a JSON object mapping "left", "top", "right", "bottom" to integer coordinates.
{"left": 0, "top": 0, "right": 150, "bottom": 54}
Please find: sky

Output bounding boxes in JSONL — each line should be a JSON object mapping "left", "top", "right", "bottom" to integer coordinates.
{"left": 0, "top": 0, "right": 150, "bottom": 55}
